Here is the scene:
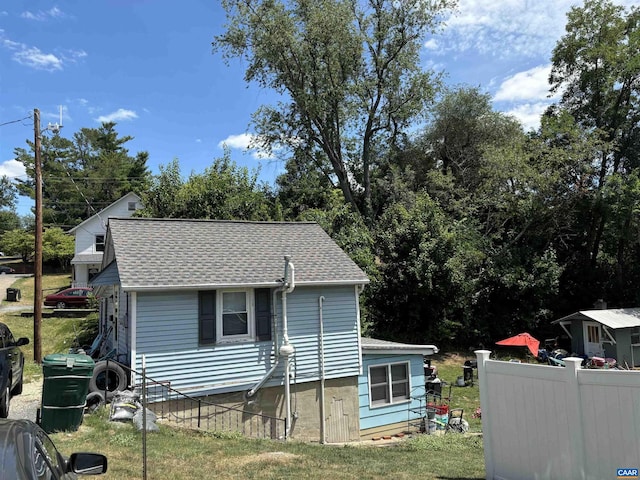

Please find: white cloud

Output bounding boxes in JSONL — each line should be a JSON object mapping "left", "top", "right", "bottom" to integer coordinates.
{"left": 13, "top": 45, "right": 63, "bottom": 71}
{"left": 504, "top": 102, "right": 550, "bottom": 132}
{"left": 424, "top": 38, "right": 439, "bottom": 51}
{"left": 0, "top": 31, "right": 84, "bottom": 71}
{"left": 21, "top": 7, "right": 67, "bottom": 21}
{"left": 218, "top": 133, "right": 253, "bottom": 150}
{"left": 494, "top": 64, "right": 554, "bottom": 102}
{"left": 0, "top": 159, "right": 27, "bottom": 180}
{"left": 95, "top": 109, "right": 138, "bottom": 123}
{"left": 218, "top": 133, "right": 276, "bottom": 160}
{"left": 441, "top": 1, "right": 577, "bottom": 58}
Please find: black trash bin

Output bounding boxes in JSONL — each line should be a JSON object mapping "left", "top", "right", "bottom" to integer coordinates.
{"left": 6, "top": 288, "right": 20, "bottom": 301}
{"left": 39, "top": 353, "right": 95, "bottom": 434}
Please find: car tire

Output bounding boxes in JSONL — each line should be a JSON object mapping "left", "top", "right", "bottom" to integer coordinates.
{"left": 89, "top": 362, "right": 127, "bottom": 401}
{"left": 85, "top": 391, "right": 105, "bottom": 413}
{"left": 11, "top": 373, "right": 22, "bottom": 396}
{"left": 56, "top": 301, "right": 66, "bottom": 309}
{"left": 0, "top": 385, "right": 10, "bottom": 418}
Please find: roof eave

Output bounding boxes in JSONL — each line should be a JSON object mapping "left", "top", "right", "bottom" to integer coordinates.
{"left": 120, "top": 279, "right": 369, "bottom": 292}
{"left": 362, "top": 346, "right": 439, "bottom": 356}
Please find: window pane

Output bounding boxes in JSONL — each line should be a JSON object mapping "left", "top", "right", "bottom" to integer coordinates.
{"left": 223, "top": 292, "right": 246, "bottom": 312}
{"left": 223, "top": 313, "right": 248, "bottom": 335}
{"left": 371, "top": 385, "right": 388, "bottom": 404}
{"left": 370, "top": 366, "right": 387, "bottom": 385}
{"left": 391, "top": 364, "right": 407, "bottom": 381}
{"left": 222, "top": 292, "right": 248, "bottom": 336}
{"left": 392, "top": 382, "right": 409, "bottom": 400}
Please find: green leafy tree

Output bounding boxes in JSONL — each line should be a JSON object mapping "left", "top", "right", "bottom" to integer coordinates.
{"left": 0, "top": 229, "right": 34, "bottom": 262}
{"left": 15, "top": 122, "right": 151, "bottom": 227}
{"left": 214, "top": 0, "right": 454, "bottom": 221}
{"left": 0, "top": 211, "right": 20, "bottom": 235}
{"left": 42, "top": 227, "right": 74, "bottom": 270}
{"left": 547, "top": 0, "right": 640, "bottom": 308}
{"left": 0, "top": 175, "right": 16, "bottom": 209}
{"left": 140, "top": 152, "right": 275, "bottom": 220}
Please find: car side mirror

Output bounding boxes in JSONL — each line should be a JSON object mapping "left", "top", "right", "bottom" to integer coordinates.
{"left": 68, "top": 453, "right": 108, "bottom": 475}
{"left": 16, "top": 338, "right": 29, "bottom": 347}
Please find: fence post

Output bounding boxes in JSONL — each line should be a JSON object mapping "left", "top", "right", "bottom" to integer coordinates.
{"left": 142, "top": 355, "right": 147, "bottom": 480}
{"left": 198, "top": 399, "right": 201, "bottom": 429}
{"left": 563, "top": 357, "right": 586, "bottom": 479}
{"left": 475, "top": 350, "right": 493, "bottom": 480}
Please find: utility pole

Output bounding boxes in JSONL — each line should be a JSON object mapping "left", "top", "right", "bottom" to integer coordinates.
{"left": 34, "top": 108, "right": 43, "bottom": 364}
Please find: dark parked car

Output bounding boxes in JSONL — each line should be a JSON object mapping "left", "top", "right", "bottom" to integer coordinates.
{"left": 0, "top": 266, "right": 15, "bottom": 274}
{"left": 0, "top": 419, "right": 107, "bottom": 479}
{"left": 44, "top": 288, "right": 93, "bottom": 309}
{"left": 0, "top": 323, "right": 28, "bottom": 418}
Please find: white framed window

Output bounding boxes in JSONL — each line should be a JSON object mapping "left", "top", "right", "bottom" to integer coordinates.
{"left": 128, "top": 201, "right": 137, "bottom": 211}
{"left": 368, "top": 362, "right": 410, "bottom": 407}
{"left": 199, "top": 288, "right": 271, "bottom": 345}
{"left": 218, "top": 290, "right": 254, "bottom": 340}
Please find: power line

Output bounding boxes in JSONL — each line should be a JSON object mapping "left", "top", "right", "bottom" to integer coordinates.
{"left": 0, "top": 114, "right": 32, "bottom": 127}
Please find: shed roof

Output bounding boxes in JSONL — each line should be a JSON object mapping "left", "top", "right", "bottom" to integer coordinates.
{"left": 103, "top": 217, "right": 369, "bottom": 291}
{"left": 553, "top": 308, "right": 640, "bottom": 329}
{"left": 360, "top": 337, "right": 439, "bottom": 356}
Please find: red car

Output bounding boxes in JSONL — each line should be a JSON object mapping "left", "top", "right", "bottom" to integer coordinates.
{"left": 44, "top": 287, "right": 93, "bottom": 309}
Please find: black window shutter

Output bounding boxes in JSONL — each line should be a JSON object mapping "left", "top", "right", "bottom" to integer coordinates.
{"left": 199, "top": 291, "right": 216, "bottom": 344}
{"left": 255, "top": 288, "right": 271, "bottom": 341}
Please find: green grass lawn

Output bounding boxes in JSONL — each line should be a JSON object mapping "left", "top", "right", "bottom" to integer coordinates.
{"left": 1, "top": 274, "right": 487, "bottom": 480}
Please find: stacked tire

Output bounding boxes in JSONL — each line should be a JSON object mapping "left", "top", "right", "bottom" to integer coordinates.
{"left": 88, "top": 361, "right": 127, "bottom": 401}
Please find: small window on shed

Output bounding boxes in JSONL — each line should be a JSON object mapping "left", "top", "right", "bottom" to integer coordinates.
{"left": 128, "top": 201, "right": 137, "bottom": 211}
{"left": 632, "top": 327, "right": 640, "bottom": 345}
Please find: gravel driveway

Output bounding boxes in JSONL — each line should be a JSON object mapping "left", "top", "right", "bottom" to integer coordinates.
{"left": 0, "top": 273, "right": 44, "bottom": 422}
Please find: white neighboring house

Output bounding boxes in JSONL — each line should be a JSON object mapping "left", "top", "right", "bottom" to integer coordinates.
{"left": 68, "top": 192, "right": 142, "bottom": 287}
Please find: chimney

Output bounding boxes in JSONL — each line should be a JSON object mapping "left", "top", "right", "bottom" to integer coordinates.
{"left": 593, "top": 299, "right": 607, "bottom": 310}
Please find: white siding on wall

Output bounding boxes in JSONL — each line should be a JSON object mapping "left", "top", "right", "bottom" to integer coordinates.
{"left": 134, "top": 286, "right": 361, "bottom": 395}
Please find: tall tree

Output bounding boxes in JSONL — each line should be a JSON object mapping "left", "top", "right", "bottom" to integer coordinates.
{"left": 550, "top": 0, "right": 640, "bottom": 270}
{"left": 14, "top": 122, "right": 151, "bottom": 228}
{"left": 214, "top": 0, "right": 454, "bottom": 221}
{"left": 547, "top": 0, "right": 640, "bottom": 310}
{"left": 139, "top": 153, "right": 275, "bottom": 220}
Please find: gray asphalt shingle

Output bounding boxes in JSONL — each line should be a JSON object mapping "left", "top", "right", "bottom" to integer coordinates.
{"left": 106, "top": 217, "right": 369, "bottom": 290}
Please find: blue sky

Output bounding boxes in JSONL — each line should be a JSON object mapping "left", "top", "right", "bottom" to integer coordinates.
{"left": 1, "top": 0, "right": 638, "bottom": 216}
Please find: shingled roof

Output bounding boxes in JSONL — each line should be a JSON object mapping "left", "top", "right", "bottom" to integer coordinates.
{"left": 102, "top": 217, "right": 369, "bottom": 291}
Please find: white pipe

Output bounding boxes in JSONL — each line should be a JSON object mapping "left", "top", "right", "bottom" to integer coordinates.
{"left": 319, "top": 296, "right": 326, "bottom": 444}
{"left": 280, "top": 256, "right": 295, "bottom": 438}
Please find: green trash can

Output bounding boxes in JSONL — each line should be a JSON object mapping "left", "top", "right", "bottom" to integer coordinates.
{"left": 39, "top": 353, "right": 95, "bottom": 434}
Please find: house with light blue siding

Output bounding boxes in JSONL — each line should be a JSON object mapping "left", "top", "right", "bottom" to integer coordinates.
{"left": 359, "top": 338, "right": 438, "bottom": 439}
{"left": 92, "top": 217, "right": 439, "bottom": 442}
{"left": 92, "top": 217, "right": 372, "bottom": 442}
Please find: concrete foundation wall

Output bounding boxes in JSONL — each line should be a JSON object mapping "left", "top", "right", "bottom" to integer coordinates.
{"left": 153, "top": 376, "right": 360, "bottom": 443}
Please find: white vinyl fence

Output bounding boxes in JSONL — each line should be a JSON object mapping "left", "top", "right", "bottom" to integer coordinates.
{"left": 476, "top": 350, "right": 640, "bottom": 480}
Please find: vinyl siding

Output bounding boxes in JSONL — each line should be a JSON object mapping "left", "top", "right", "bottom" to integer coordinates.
{"left": 358, "top": 353, "right": 426, "bottom": 430}
{"left": 134, "top": 286, "right": 361, "bottom": 394}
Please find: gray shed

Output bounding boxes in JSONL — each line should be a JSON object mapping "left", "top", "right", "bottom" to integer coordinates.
{"left": 552, "top": 308, "right": 640, "bottom": 367}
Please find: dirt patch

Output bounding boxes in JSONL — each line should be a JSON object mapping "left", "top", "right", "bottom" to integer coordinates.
{"left": 236, "top": 451, "right": 299, "bottom": 467}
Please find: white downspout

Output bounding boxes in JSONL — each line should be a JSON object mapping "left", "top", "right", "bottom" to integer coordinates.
{"left": 318, "top": 296, "right": 326, "bottom": 444}
{"left": 280, "top": 256, "right": 295, "bottom": 439}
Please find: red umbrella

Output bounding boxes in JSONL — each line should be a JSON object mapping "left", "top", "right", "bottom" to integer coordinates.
{"left": 496, "top": 333, "right": 540, "bottom": 357}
